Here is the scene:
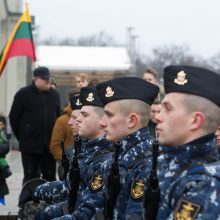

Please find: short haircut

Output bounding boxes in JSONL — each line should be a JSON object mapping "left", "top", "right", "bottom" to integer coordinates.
{"left": 68, "top": 89, "right": 80, "bottom": 101}
{"left": 87, "top": 79, "right": 101, "bottom": 87}
{"left": 117, "top": 99, "right": 151, "bottom": 126}
{"left": 183, "top": 94, "right": 220, "bottom": 133}
{"left": 93, "top": 106, "right": 104, "bottom": 117}
{"left": 152, "top": 99, "right": 162, "bottom": 105}
{"left": 51, "top": 78, "right": 57, "bottom": 86}
{"left": 144, "top": 68, "right": 159, "bottom": 79}
{"left": 75, "top": 73, "right": 89, "bottom": 81}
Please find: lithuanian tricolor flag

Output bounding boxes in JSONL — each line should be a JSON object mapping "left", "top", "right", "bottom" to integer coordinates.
{"left": 0, "top": 4, "right": 36, "bottom": 76}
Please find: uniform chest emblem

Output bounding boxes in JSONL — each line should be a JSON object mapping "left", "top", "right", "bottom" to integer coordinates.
{"left": 174, "top": 199, "right": 201, "bottom": 220}
{"left": 131, "top": 179, "right": 145, "bottom": 199}
{"left": 86, "top": 93, "right": 94, "bottom": 102}
{"left": 174, "top": 71, "right": 188, "bottom": 85}
{"left": 91, "top": 174, "right": 103, "bottom": 190}
{"left": 105, "top": 86, "right": 114, "bottom": 97}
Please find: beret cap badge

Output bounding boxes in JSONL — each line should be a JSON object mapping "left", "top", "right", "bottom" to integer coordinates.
{"left": 174, "top": 71, "right": 188, "bottom": 85}
{"left": 76, "top": 98, "right": 82, "bottom": 106}
{"left": 86, "top": 93, "right": 94, "bottom": 102}
{"left": 105, "top": 86, "right": 114, "bottom": 97}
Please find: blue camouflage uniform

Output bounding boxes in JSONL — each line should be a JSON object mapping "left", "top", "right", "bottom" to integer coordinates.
{"left": 54, "top": 127, "right": 153, "bottom": 220}
{"left": 34, "top": 139, "right": 87, "bottom": 205}
{"left": 38, "top": 136, "right": 113, "bottom": 219}
{"left": 126, "top": 133, "right": 220, "bottom": 220}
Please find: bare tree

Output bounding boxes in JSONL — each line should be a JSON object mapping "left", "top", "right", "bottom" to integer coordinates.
{"left": 59, "top": 38, "right": 77, "bottom": 46}
{"left": 77, "top": 31, "right": 116, "bottom": 46}
{"left": 40, "top": 36, "right": 59, "bottom": 45}
{"left": 41, "top": 31, "right": 116, "bottom": 47}
{"left": 209, "top": 53, "right": 220, "bottom": 74}
{"left": 137, "top": 44, "right": 212, "bottom": 79}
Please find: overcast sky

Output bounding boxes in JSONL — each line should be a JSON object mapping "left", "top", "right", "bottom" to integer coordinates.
{"left": 27, "top": 0, "right": 220, "bottom": 59}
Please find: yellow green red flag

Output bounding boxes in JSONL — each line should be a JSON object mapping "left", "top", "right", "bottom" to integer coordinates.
{"left": 0, "top": 4, "right": 36, "bottom": 76}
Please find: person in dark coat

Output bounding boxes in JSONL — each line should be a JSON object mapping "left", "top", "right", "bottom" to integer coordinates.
{"left": 9, "top": 66, "right": 61, "bottom": 184}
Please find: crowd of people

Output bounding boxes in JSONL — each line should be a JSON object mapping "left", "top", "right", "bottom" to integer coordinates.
{"left": 3, "top": 65, "right": 220, "bottom": 219}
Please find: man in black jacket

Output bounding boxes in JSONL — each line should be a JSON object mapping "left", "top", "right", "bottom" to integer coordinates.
{"left": 9, "top": 66, "right": 61, "bottom": 184}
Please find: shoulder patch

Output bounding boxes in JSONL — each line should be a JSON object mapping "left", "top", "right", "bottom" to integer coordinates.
{"left": 131, "top": 179, "right": 145, "bottom": 199}
{"left": 90, "top": 174, "right": 104, "bottom": 190}
{"left": 174, "top": 199, "right": 201, "bottom": 220}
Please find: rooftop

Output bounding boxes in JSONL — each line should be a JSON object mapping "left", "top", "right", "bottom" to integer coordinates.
{"left": 36, "top": 45, "right": 131, "bottom": 72}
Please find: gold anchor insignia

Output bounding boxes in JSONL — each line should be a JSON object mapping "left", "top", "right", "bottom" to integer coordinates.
{"left": 91, "top": 174, "right": 103, "bottom": 190}
{"left": 76, "top": 98, "right": 82, "bottom": 106}
{"left": 174, "top": 199, "right": 201, "bottom": 220}
{"left": 174, "top": 71, "right": 188, "bottom": 85}
{"left": 86, "top": 93, "right": 94, "bottom": 102}
{"left": 131, "top": 179, "right": 145, "bottom": 199}
{"left": 105, "top": 86, "right": 114, "bottom": 97}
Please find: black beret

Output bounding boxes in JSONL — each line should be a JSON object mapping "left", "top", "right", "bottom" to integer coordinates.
{"left": 96, "top": 77, "right": 159, "bottom": 105}
{"left": 80, "top": 87, "right": 103, "bottom": 107}
{"left": 33, "top": 66, "right": 51, "bottom": 79}
{"left": 70, "top": 94, "right": 82, "bottom": 110}
{"left": 164, "top": 65, "right": 220, "bottom": 107}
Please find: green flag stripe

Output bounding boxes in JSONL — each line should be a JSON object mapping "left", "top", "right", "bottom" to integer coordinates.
{"left": 13, "top": 22, "right": 33, "bottom": 41}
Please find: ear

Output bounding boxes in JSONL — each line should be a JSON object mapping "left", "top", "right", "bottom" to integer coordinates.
{"left": 128, "top": 113, "right": 139, "bottom": 129}
{"left": 190, "top": 111, "right": 205, "bottom": 130}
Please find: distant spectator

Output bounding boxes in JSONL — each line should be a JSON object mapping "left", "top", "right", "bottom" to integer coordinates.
{"left": 0, "top": 114, "right": 10, "bottom": 141}
{"left": 9, "top": 66, "right": 61, "bottom": 184}
{"left": 87, "top": 78, "right": 101, "bottom": 87}
{"left": 75, "top": 73, "right": 89, "bottom": 89}
{"left": 0, "top": 114, "right": 6, "bottom": 126}
{"left": 50, "top": 89, "right": 79, "bottom": 180}
{"left": 50, "top": 77, "right": 57, "bottom": 90}
{"left": 143, "top": 68, "right": 164, "bottom": 100}
{"left": 215, "top": 126, "right": 220, "bottom": 152}
{"left": 143, "top": 68, "right": 159, "bottom": 84}
{"left": 147, "top": 100, "right": 162, "bottom": 138}
{"left": 0, "top": 117, "right": 12, "bottom": 204}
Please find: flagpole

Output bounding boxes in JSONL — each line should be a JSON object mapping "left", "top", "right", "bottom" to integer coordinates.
{"left": 28, "top": 1, "right": 38, "bottom": 68}
{"left": 26, "top": 1, "right": 38, "bottom": 69}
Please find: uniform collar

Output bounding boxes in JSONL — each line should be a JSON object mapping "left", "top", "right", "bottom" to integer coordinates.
{"left": 161, "top": 133, "right": 218, "bottom": 163}
{"left": 85, "top": 136, "right": 110, "bottom": 153}
{"left": 120, "top": 127, "right": 152, "bottom": 152}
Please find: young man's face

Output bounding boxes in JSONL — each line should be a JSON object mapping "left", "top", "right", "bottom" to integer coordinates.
{"left": 77, "top": 106, "right": 103, "bottom": 140}
{"left": 102, "top": 101, "right": 130, "bottom": 142}
{"left": 76, "top": 77, "right": 88, "bottom": 89}
{"left": 215, "top": 127, "right": 220, "bottom": 148}
{"left": 143, "top": 73, "right": 157, "bottom": 84}
{"left": 68, "top": 109, "right": 81, "bottom": 136}
{"left": 155, "top": 93, "right": 192, "bottom": 146}
{"left": 150, "top": 103, "right": 162, "bottom": 124}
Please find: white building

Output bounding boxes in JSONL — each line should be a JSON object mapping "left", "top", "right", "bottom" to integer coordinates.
{"left": 37, "top": 45, "right": 131, "bottom": 73}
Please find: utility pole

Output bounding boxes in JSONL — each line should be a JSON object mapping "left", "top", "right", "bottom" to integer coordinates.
{"left": 126, "top": 27, "right": 138, "bottom": 77}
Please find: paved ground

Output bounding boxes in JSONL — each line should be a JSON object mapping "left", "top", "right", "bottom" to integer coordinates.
{"left": 0, "top": 149, "right": 22, "bottom": 215}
